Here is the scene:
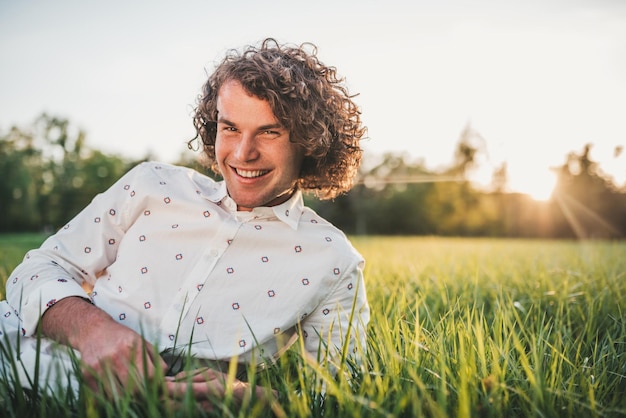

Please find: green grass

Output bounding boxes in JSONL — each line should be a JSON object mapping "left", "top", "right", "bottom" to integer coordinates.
{"left": 0, "top": 233, "right": 47, "bottom": 300}
{"left": 1, "top": 235, "right": 625, "bottom": 417}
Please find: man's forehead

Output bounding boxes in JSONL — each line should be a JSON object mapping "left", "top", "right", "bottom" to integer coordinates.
{"left": 216, "top": 81, "right": 283, "bottom": 126}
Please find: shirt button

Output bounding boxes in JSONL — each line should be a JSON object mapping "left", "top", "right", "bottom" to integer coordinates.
{"left": 209, "top": 249, "right": 219, "bottom": 257}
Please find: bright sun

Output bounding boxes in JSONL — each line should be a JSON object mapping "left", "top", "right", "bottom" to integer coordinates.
{"left": 512, "top": 169, "right": 557, "bottom": 201}
{"left": 471, "top": 165, "right": 557, "bottom": 201}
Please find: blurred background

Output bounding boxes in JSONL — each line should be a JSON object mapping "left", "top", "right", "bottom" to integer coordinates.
{"left": 1, "top": 0, "right": 625, "bottom": 238}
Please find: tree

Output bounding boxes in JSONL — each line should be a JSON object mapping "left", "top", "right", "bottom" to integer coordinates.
{"left": 0, "top": 114, "right": 138, "bottom": 232}
{"left": 0, "top": 126, "right": 45, "bottom": 231}
{"left": 551, "top": 144, "right": 624, "bottom": 238}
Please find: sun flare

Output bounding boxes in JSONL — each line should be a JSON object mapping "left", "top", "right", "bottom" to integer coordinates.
{"left": 512, "top": 169, "right": 557, "bottom": 201}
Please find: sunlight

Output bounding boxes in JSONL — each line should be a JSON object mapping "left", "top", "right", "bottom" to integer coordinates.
{"left": 510, "top": 169, "right": 557, "bottom": 201}
{"left": 553, "top": 190, "right": 621, "bottom": 239}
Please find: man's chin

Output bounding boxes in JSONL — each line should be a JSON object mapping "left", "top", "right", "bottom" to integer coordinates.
{"left": 229, "top": 195, "right": 263, "bottom": 211}
{"left": 232, "top": 195, "right": 289, "bottom": 211}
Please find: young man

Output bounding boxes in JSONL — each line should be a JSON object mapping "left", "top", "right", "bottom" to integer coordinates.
{"left": 1, "top": 38, "right": 369, "bottom": 407}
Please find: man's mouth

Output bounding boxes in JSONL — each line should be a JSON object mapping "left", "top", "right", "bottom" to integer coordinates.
{"left": 234, "top": 168, "right": 269, "bottom": 179}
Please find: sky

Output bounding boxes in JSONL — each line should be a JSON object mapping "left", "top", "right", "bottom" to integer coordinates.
{"left": 1, "top": 0, "right": 625, "bottom": 200}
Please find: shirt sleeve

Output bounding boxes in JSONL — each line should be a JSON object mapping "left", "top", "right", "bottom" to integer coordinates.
{"left": 300, "top": 256, "right": 370, "bottom": 366}
{"left": 5, "top": 163, "right": 148, "bottom": 336}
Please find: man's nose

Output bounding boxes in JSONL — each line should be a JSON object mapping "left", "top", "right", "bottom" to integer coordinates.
{"left": 234, "top": 134, "right": 259, "bottom": 161}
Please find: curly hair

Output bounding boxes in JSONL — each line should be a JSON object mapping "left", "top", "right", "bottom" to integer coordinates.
{"left": 191, "top": 38, "right": 366, "bottom": 200}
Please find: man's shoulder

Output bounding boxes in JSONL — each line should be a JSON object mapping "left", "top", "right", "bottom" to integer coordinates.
{"left": 121, "top": 161, "right": 222, "bottom": 201}
{"left": 298, "top": 206, "right": 362, "bottom": 259}
{"left": 298, "top": 206, "right": 334, "bottom": 228}
{"left": 134, "top": 161, "right": 204, "bottom": 176}
{"left": 133, "top": 161, "right": 217, "bottom": 184}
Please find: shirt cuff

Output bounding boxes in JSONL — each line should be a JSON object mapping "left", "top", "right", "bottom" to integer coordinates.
{"left": 18, "top": 279, "right": 90, "bottom": 337}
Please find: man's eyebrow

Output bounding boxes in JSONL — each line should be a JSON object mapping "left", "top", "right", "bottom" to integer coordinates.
{"left": 217, "top": 116, "right": 235, "bottom": 125}
{"left": 258, "top": 123, "right": 284, "bottom": 131}
{"left": 217, "top": 117, "right": 284, "bottom": 131}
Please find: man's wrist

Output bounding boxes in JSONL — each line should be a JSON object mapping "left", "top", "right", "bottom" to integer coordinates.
{"left": 41, "top": 296, "right": 115, "bottom": 350}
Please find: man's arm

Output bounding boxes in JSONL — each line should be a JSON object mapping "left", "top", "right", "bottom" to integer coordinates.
{"left": 42, "top": 297, "right": 276, "bottom": 406}
{"left": 41, "top": 296, "right": 167, "bottom": 393}
{"left": 6, "top": 165, "right": 149, "bottom": 336}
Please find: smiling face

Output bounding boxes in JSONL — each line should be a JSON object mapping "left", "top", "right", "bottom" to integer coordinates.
{"left": 214, "top": 80, "right": 305, "bottom": 211}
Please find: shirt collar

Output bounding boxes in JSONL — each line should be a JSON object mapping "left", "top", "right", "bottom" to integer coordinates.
{"left": 202, "top": 180, "right": 228, "bottom": 203}
{"left": 201, "top": 180, "right": 303, "bottom": 230}
{"left": 271, "top": 190, "right": 303, "bottom": 230}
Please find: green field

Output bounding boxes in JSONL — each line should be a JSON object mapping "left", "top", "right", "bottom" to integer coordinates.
{"left": 1, "top": 235, "right": 625, "bottom": 417}
{"left": 0, "top": 233, "right": 48, "bottom": 300}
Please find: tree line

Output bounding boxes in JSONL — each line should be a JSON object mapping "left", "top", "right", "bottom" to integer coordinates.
{"left": 1, "top": 114, "right": 625, "bottom": 238}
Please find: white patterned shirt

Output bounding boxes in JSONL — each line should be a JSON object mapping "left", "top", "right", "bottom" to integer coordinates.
{"left": 6, "top": 162, "right": 369, "bottom": 367}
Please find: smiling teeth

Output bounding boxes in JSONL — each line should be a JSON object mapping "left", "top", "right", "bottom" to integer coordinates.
{"left": 236, "top": 169, "right": 268, "bottom": 178}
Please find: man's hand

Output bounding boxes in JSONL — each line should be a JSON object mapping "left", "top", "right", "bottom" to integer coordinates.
{"left": 41, "top": 296, "right": 168, "bottom": 396}
{"left": 163, "top": 367, "right": 278, "bottom": 412}
{"left": 41, "top": 297, "right": 278, "bottom": 410}
{"left": 76, "top": 319, "right": 166, "bottom": 396}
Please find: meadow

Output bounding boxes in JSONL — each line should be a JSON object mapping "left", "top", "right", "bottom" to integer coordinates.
{"left": 1, "top": 234, "right": 625, "bottom": 417}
